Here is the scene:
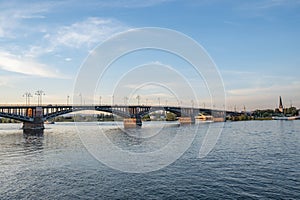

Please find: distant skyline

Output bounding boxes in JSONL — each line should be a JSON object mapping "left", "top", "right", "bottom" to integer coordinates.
{"left": 0, "top": 0, "right": 299, "bottom": 111}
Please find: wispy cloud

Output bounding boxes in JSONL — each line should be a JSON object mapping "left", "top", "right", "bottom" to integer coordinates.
{"left": 49, "top": 17, "right": 129, "bottom": 49}
{"left": 250, "top": 0, "right": 300, "bottom": 9}
{"left": 220, "top": 68, "right": 300, "bottom": 109}
{"left": 0, "top": 1, "right": 56, "bottom": 38}
{"left": 0, "top": 50, "right": 63, "bottom": 78}
{"left": 0, "top": 1, "right": 129, "bottom": 81}
{"left": 85, "top": 0, "right": 173, "bottom": 8}
{"left": 236, "top": 0, "right": 300, "bottom": 14}
{"left": 0, "top": 75, "right": 15, "bottom": 87}
{"left": 226, "top": 82, "right": 300, "bottom": 110}
{"left": 228, "top": 81, "right": 300, "bottom": 96}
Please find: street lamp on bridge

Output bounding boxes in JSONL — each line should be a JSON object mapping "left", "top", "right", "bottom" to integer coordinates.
{"left": 35, "top": 90, "right": 45, "bottom": 106}
{"left": 23, "top": 92, "right": 33, "bottom": 105}
{"left": 136, "top": 95, "right": 140, "bottom": 106}
{"left": 67, "top": 95, "right": 70, "bottom": 105}
{"left": 79, "top": 93, "right": 82, "bottom": 105}
{"left": 124, "top": 96, "right": 128, "bottom": 105}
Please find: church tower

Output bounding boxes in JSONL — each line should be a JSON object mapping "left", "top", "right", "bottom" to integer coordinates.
{"left": 279, "top": 96, "right": 283, "bottom": 113}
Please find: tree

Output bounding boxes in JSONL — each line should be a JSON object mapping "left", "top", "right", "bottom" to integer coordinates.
{"left": 166, "top": 112, "right": 176, "bottom": 121}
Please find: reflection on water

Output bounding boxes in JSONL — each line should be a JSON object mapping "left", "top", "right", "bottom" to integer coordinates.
{"left": 23, "top": 131, "right": 44, "bottom": 154}
{"left": 23, "top": 128, "right": 44, "bottom": 136}
{"left": 0, "top": 121, "right": 299, "bottom": 199}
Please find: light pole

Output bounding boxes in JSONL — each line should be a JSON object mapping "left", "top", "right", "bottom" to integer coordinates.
{"left": 112, "top": 95, "right": 114, "bottom": 105}
{"left": 124, "top": 96, "right": 128, "bottom": 105}
{"left": 158, "top": 97, "right": 160, "bottom": 106}
{"left": 146, "top": 98, "right": 148, "bottom": 106}
{"left": 99, "top": 96, "right": 102, "bottom": 105}
{"left": 67, "top": 95, "right": 70, "bottom": 105}
{"left": 23, "top": 92, "right": 32, "bottom": 105}
{"left": 79, "top": 93, "right": 82, "bottom": 105}
{"left": 136, "top": 95, "right": 140, "bottom": 106}
{"left": 28, "top": 93, "right": 32, "bottom": 105}
{"left": 35, "top": 90, "right": 45, "bottom": 106}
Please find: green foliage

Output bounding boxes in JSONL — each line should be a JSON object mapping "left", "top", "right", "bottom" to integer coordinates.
{"left": 54, "top": 116, "right": 74, "bottom": 122}
{"left": 142, "top": 114, "right": 151, "bottom": 121}
{"left": 96, "top": 113, "right": 115, "bottom": 121}
{"left": 166, "top": 112, "right": 177, "bottom": 121}
{"left": 0, "top": 118, "right": 20, "bottom": 123}
{"left": 53, "top": 114, "right": 115, "bottom": 122}
{"left": 252, "top": 109, "right": 274, "bottom": 119}
{"left": 284, "top": 107, "right": 298, "bottom": 116}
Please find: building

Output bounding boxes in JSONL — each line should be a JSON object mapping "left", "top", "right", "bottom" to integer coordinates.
{"left": 279, "top": 96, "right": 284, "bottom": 113}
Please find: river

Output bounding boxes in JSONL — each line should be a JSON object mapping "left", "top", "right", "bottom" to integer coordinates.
{"left": 0, "top": 120, "right": 299, "bottom": 199}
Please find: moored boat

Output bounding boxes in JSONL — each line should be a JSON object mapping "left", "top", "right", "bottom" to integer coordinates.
{"left": 272, "top": 116, "right": 300, "bottom": 120}
{"left": 44, "top": 121, "right": 55, "bottom": 124}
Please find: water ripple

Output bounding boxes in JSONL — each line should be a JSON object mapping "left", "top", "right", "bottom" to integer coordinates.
{"left": 0, "top": 121, "right": 299, "bottom": 199}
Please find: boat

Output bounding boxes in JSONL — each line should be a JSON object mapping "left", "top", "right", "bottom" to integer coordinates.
{"left": 288, "top": 116, "right": 300, "bottom": 120}
{"left": 272, "top": 116, "right": 300, "bottom": 120}
{"left": 272, "top": 116, "right": 289, "bottom": 120}
{"left": 44, "top": 121, "right": 55, "bottom": 124}
{"left": 195, "top": 114, "right": 213, "bottom": 121}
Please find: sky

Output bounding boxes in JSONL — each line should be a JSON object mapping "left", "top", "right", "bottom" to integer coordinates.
{"left": 0, "top": 0, "right": 299, "bottom": 111}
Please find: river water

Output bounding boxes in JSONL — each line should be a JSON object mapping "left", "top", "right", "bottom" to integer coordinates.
{"left": 0, "top": 120, "right": 299, "bottom": 199}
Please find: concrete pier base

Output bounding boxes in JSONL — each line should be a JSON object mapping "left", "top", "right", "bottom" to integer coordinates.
{"left": 123, "top": 118, "right": 142, "bottom": 129}
{"left": 22, "top": 122, "right": 45, "bottom": 130}
{"left": 213, "top": 117, "right": 226, "bottom": 122}
{"left": 22, "top": 106, "right": 45, "bottom": 133}
{"left": 23, "top": 122, "right": 44, "bottom": 135}
{"left": 179, "top": 117, "right": 195, "bottom": 125}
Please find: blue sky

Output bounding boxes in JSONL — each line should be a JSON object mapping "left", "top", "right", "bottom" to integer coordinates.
{"left": 0, "top": 0, "right": 299, "bottom": 110}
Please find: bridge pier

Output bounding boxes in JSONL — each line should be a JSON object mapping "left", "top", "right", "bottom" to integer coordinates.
{"left": 23, "top": 122, "right": 44, "bottom": 134}
{"left": 179, "top": 116, "right": 195, "bottom": 125}
{"left": 22, "top": 107, "right": 45, "bottom": 133}
{"left": 123, "top": 115, "right": 142, "bottom": 129}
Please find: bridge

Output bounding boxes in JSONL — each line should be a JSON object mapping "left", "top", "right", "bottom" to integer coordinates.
{"left": 0, "top": 105, "right": 230, "bottom": 132}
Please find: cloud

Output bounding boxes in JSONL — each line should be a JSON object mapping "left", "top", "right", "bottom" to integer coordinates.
{"left": 0, "top": 0, "right": 171, "bottom": 37}
{"left": 228, "top": 81, "right": 300, "bottom": 96}
{"left": 0, "top": 1, "right": 55, "bottom": 38}
{"left": 48, "top": 17, "right": 129, "bottom": 49}
{"left": 226, "top": 81, "right": 300, "bottom": 109}
{"left": 220, "top": 69, "right": 300, "bottom": 109}
{"left": 251, "top": 0, "right": 300, "bottom": 9}
{"left": 84, "top": 0, "right": 173, "bottom": 8}
{"left": 236, "top": 0, "right": 300, "bottom": 16}
{"left": 0, "top": 50, "right": 63, "bottom": 78}
{"left": 0, "top": 75, "right": 14, "bottom": 87}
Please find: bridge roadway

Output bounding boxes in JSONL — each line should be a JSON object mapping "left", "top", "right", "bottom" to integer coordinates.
{"left": 0, "top": 105, "right": 231, "bottom": 131}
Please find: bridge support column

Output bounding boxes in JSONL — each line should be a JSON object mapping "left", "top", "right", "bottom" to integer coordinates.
{"left": 191, "top": 116, "right": 195, "bottom": 124}
{"left": 22, "top": 107, "right": 44, "bottom": 133}
{"left": 123, "top": 116, "right": 142, "bottom": 129}
{"left": 179, "top": 116, "right": 195, "bottom": 125}
{"left": 213, "top": 117, "right": 226, "bottom": 122}
{"left": 212, "top": 110, "right": 226, "bottom": 122}
{"left": 23, "top": 121, "right": 44, "bottom": 132}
